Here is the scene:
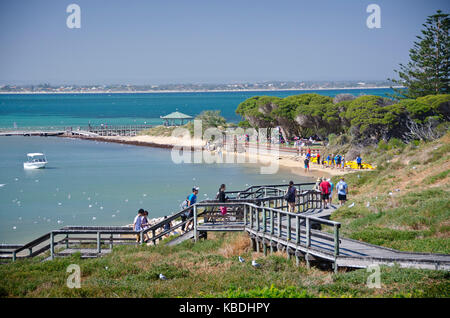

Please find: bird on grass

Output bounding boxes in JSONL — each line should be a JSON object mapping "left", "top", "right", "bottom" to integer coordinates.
{"left": 251, "top": 260, "right": 261, "bottom": 268}
{"left": 238, "top": 256, "right": 245, "bottom": 263}
{"left": 159, "top": 273, "right": 167, "bottom": 280}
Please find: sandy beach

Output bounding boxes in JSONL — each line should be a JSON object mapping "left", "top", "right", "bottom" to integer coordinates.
{"left": 69, "top": 134, "right": 349, "bottom": 179}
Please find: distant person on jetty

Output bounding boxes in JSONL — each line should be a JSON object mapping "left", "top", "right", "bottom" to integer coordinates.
{"left": 216, "top": 184, "right": 229, "bottom": 216}
{"left": 285, "top": 181, "right": 297, "bottom": 212}
{"left": 336, "top": 177, "right": 348, "bottom": 206}
{"left": 356, "top": 155, "right": 362, "bottom": 169}
{"left": 185, "top": 187, "right": 199, "bottom": 231}
{"left": 133, "top": 209, "right": 144, "bottom": 242}
{"left": 319, "top": 177, "right": 331, "bottom": 209}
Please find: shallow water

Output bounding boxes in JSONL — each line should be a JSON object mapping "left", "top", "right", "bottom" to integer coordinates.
{"left": 0, "top": 136, "right": 313, "bottom": 243}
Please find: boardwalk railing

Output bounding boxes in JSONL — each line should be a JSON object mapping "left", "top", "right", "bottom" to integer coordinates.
{"left": 2, "top": 182, "right": 320, "bottom": 262}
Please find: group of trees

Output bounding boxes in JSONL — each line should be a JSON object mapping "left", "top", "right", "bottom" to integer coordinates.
{"left": 236, "top": 10, "right": 449, "bottom": 146}
{"left": 236, "top": 93, "right": 450, "bottom": 145}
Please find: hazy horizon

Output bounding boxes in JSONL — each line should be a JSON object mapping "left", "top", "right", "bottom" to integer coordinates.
{"left": 1, "top": 0, "right": 449, "bottom": 85}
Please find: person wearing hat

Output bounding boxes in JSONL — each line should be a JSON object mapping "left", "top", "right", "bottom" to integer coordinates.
{"left": 327, "top": 178, "right": 334, "bottom": 206}
{"left": 336, "top": 177, "right": 348, "bottom": 206}
{"left": 185, "top": 187, "right": 199, "bottom": 231}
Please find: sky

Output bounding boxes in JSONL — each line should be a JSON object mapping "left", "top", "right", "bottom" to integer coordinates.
{"left": 0, "top": 0, "right": 449, "bottom": 85}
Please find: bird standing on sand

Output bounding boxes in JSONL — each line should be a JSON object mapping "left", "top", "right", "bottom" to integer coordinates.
{"left": 159, "top": 273, "right": 167, "bottom": 280}
{"left": 251, "top": 260, "right": 261, "bottom": 268}
{"left": 238, "top": 256, "right": 245, "bottom": 263}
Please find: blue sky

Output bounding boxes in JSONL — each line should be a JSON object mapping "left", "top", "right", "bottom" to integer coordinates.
{"left": 0, "top": 0, "right": 449, "bottom": 84}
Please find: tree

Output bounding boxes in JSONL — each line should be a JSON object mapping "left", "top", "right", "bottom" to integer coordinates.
{"left": 389, "top": 10, "right": 449, "bottom": 99}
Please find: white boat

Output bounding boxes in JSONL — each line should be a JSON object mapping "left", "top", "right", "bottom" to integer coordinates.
{"left": 23, "top": 153, "right": 47, "bottom": 169}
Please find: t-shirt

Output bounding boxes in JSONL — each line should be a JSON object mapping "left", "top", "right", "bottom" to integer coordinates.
{"left": 188, "top": 193, "right": 197, "bottom": 205}
{"left": 319, "top": 181, "right": 331, "bottom": 194}
{"left": 336, "top": 181, "right": 348, "bottom": 195}
{"left": 329, "top": 182, "right": 334, "bottom": 193}
{"left": 134, "top": 215, "right": 142, "bottom": 231}
{"left": 356, "top": 157, "right": 362, "bottom": 164}
{"left": 286, "top": 186, "right": 296, "bottom": 202}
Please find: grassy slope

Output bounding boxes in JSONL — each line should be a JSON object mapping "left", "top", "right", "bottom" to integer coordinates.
{"left": 0, "top": 232, "right": 449, "bottom": 298}
{"left": 330, "top": 134, "right": 450, "bottom": 254}
{"left": 1, "top": 135, "right": 449, "bottom": 298}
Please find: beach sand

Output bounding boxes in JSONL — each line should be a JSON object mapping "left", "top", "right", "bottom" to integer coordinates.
{"left": 75, "top": 134, "right": 350, "bottom": 179}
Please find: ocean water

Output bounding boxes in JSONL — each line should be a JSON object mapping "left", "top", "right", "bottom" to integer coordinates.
{"left": 0, "top": 88, "right": 393, "bottom": 129}
{"left": 0, "top": 136, "right": 313, "bottom": 243}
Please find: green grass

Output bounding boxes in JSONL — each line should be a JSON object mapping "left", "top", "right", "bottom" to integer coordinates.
{"left": 1, "top": 232, "right": 449, "bottom": 298}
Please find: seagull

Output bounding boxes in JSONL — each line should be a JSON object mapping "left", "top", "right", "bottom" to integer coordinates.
{"left": 159, "top": 273, "right": 167, "bottom": 280}
{"left": 348, "top": 202, "right": 355, "bottom": 208}
{"left": 238, "top": 256, "right": 245, "bottom": 263}
{"left": 251, "top": 260, "right": 261, "bottom": 268}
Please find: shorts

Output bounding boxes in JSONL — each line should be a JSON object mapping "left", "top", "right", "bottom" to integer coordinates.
{"left": 188, "top": 210, "right": 194, "bottom": 218}
{"left": 338, "top": 194, "right": 347, "bottom": 201}
{"left": 321, "top": 193, "right": 329, "bottom": 200}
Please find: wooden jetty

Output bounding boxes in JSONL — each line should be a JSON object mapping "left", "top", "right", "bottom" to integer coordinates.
{"left": 0, "top": 125, "right": 152, "bottom": 138}
{"left": 2, "top": 182, "right": 449, "bottom": 272}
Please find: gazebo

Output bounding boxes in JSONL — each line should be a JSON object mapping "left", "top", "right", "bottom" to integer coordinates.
{"left": 160, "top": 111, "right": 193, "bottom": 126}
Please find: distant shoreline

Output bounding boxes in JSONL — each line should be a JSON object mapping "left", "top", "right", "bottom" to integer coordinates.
{"left": 0, "top": 86, "right": 400, "bottom": 95}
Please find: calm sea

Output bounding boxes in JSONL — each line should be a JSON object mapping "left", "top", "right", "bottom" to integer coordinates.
{"left": 0, "top": 136, "right": 313, "bottom": 243}
{"left": 0, "top": 88, "right": 393, "bottom": 129}
{"left": 0, "top": 89, "right": 392, "bottom": 243}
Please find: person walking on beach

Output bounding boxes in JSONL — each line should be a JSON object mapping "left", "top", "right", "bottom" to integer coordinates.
{"left": 304, "top": 156, "right": 310, "bottom": 173}
{"left": 356, "top": 155, "right": 362, "bottom": 169}
{"left": 185, "top": 187, "right": 199, "bottom": 231}
{"left": 217, "top": 184, "right": 229, "bottom": 216}
{"left": 319, "top": 178, "right": 331, "bottom": 209}
{"left": 336, "top": 177, "right": 348, "bottom": 206}
{"left": 285, "top": 181, "right": 297, "bottom": 213}
{"left": 133, "top": 209, "right": 144, "bottom": 243}
{"left": 341, "top": 156, "right": 345, "bottom": 171}
{"left": 316, "top": 152, "right": 321, "bottom": 165}
{"left": 326, "top": 154, "right": 331, "bottom": 167}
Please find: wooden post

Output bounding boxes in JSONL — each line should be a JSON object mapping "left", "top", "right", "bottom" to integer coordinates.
{"left": 65, "top": 234, "right": 69, "bottom": 249}
{"left": 140, "top": 231, "right": 144, "bottom": 245}
{"left": 193, "top": 205, "right": 198, "bottom": 242}
{"left": 306, "top": 218, "right": 311, "bottom": 247}
{"left": 97, "top": 232, "right": 101, "bottom": 253}
{"left": 334, "top": 224, "right": 340, "bottom": 274}
{"left": 243, "top": 205, "right": 247, "bottom": 226}
{"left": 256, "top": 207, "right": 260, "bottom": 231}
{"left": 270, "top": 210, "right": 274, "bottom": 235}
{"left": 250, "top": 206, "right": 254, "bottom": 229}
{"left": 110, "top": 233, "right": 113, "bottom": 249}
{"left": 12, "top": 251, "right": 16, "bottom": 262}
{"left": 278, "top": 211, "right": 282, "bottom": 238}
{"left": 262, "top": 208, "right": 266, "bottom": 233}
{"left": 50, "top": 232, "right": 54, "bottom": 260}
{"left": 287, "top": 215, "right": 291, "bottom": 241}
{"left": 263, "top": 242, "right": 267, "bottom": 256}
{"left": 296, "top": 216, "right": 300, "bottom": 244}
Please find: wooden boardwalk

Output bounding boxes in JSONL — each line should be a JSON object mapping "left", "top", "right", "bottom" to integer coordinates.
{"left": 2, "top": 182, "right": 449, "bottom": 272}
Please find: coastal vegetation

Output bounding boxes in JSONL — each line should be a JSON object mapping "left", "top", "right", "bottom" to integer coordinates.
{"left": 329, "top": 133, "right": 450, "bottom": 254}
{"left": 0, "top": 232, "right": 448, "bottom": 298}
{"left": 236, "top": 93, "right": 449, "bottom": 148}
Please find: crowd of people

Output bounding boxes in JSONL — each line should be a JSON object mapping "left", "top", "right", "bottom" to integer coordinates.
{"left": 301, "top": 147, "right": 364, "bottom": 174}
{"left": 316, "top": 177, "right": 348, "bottom": 209}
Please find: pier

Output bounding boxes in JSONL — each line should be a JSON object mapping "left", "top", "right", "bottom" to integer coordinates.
{"left": 1, "top": 182, "right": 449, "bottom": 272}
{"left": 0, "top": 124, "right": 152, "bottom": 137}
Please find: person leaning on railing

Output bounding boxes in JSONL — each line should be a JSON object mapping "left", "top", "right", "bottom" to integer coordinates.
{"left": 285, "top": 181, "right": 297, "bottom": 213}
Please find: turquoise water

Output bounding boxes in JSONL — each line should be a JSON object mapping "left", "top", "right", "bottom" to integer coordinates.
{"left": 0, "top": 89, "right": 393, "bottom": 129}
{"left": 0, "top": 136, "right": 313, "bottom": 243}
